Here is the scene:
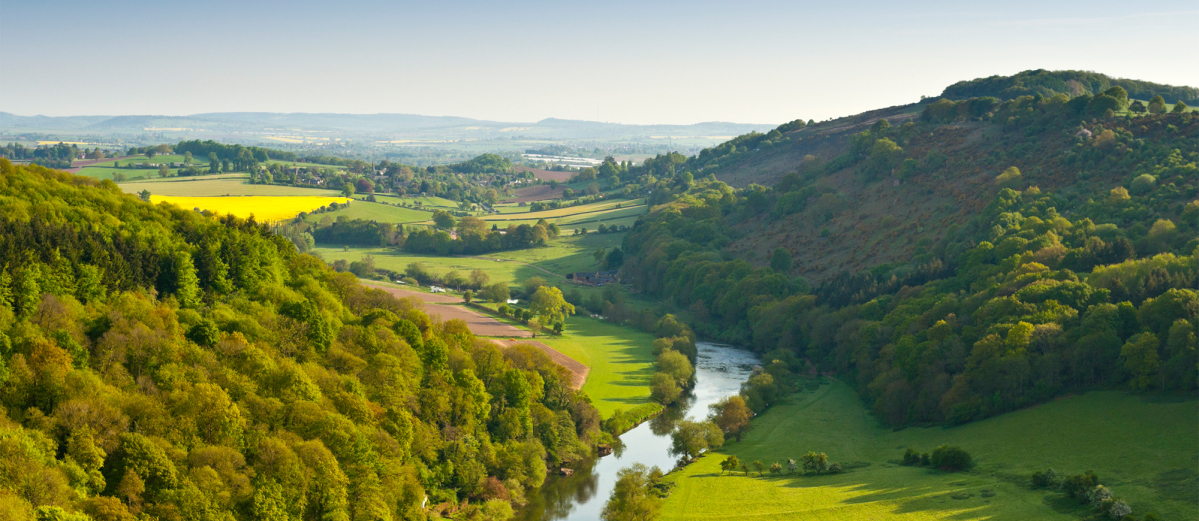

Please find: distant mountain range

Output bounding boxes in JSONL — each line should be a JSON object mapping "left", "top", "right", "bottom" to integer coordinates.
{"left": 0, "top": 111, "right": 773, "bottom": 141}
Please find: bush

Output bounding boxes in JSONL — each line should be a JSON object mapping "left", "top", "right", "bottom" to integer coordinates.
{"left": 930, "top": 445, "right": 972, "bottom": 472}
{"left": 1129, "top": 173, "right": 1156, "bottom": 195}
{"left": 1062, "top": 471, "right": 1099, "bottom": 502}
{"left": 1031, "top": 468, "right": 1058, "bottom": 489}
{"left": 649, "top": 372, "right": 681, "bottom": 405}
{"left": 901, "top": 448, "right": 920, "bottom": 466}
{"left": 827, "top": 463, "right": 843, "bottom": 474}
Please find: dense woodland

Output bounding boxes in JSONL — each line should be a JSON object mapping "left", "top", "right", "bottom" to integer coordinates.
{"left": 0, "top": 160, "right": 607, "bottom": 520}
{"left": 941, "top": 69, "right": 1199, "bottom": 105}
{"left": 618, "top": 99, "right": 1198, "bottom": 426}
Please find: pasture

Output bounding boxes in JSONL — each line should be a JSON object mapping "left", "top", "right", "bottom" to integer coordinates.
{"left": 305, "top": 199, "right": 437, "bottom": 224}
{"left": 537, "top": 316, "right": 657, "bottom": 418}
{"left": 151, "top": 195, "right": 348, "bottom": 222}
{"left": 662, "top": 380, "right": 1198, "bottom": 520}
{"left": 122, "top": 176, "right": 340, "bottom": 197}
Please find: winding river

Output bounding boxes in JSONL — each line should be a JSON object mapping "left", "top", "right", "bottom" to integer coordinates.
{"left": 517, "top": 342, "right": 760, "bottom": 521}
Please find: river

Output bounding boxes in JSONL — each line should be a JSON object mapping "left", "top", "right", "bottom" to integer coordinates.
{"left": 516, "top": 341, "right": 760, "bottom": 521}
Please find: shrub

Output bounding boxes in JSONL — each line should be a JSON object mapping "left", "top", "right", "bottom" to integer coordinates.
{"left": 1063, "top": 471, "right": 1099, "bottom": 502}
{"left": 901, "top": 448, "right": 920, "bottom": 466}
{"left": 1031, "top": 468, "right": 1057, "bottom": 489}
{"left": 995, "top": 166, "right": 1022, "bottom": 185}
{"left": 1129, "top": 174, "right": 1156, "bottom": 195}
{"left": 930, "top": 445, "right": 972, "bottom": 472}
{"left": 827, "top": 463, "right": 843, "bottom": 474}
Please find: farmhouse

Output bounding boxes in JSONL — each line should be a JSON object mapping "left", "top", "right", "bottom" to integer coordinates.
{"left": 567, "top": 270, "right": 619, "bottom": 286}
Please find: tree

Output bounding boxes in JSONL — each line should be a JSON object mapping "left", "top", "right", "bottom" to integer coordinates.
{"left": 708, "top": 395, "right": 752, "bottom": 442}
{"left": 530, "top": 286, "right": 574, "bottom": 325}
{"left": 463, "top": 290, "right": 473, "bottom": 303}
{"left": 752, "top": 460, "right": 765, "bottom": 476}
{"left": 470, "top": 268, "right": 490, "bottom": 289}
{"left": 770, "top": 462, "right": 782, "bottom": 474}
{"left": 656, "top": 349, "right": 693, "bottom": 388}
{"left": 432, "top": 210, "right": 456, "bottom": 230}
{"left": 1148, "top": 95, "right": 1166, "bottom": 114}
{"left": 930, "top": 445, "right": 972, "bottom": 471}
{"left": 157, "top": 164, "right": 170, "bottom": 178}
{"left": 482, "top": 282, "right": 510, "bottom": 303}
{"left": 801, "top": 451, "right": 829, "bottom": 474}
{"left": 649, "top": 372, "right": 681, "bottom": 405}
{"left": 770, "top": 248, "right": 792, "bottom": 272}
{"left": 669, "top": 420, "right": 724, "bottom": 461}
{"left": 787, "top": 459, "right": 797, "bottom": 473}
{"left": 720, "top": 455, "right": 739, "bottom": 475}
{"left": 602, "top": 463, "right": 663, "bottom": 521}
{"left": 1121, "top": 333, "right": 1160, "bottom": 391}
{"left": 1172, "top": 100, "right": 1188, "bottom": 113}
{"left": 341, "top": 182, "right": 355, "bottom": 198}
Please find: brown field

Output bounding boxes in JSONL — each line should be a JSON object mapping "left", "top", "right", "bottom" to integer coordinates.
{"left": 363, "top": 283, "right": 531, "bottom": 337}
{"left": 363, "top": 282, "right": 589, "bottom": 389}
{"left": 502, "top": 184, "right": 565, "bottom": 203}
{"left": 515, "top": 166, "right": 573, "bottom": 182}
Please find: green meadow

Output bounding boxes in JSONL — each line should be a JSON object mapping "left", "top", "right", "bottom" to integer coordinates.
{"left": 535, "top": 316, "right": 658, "bottom": 418}
{"left": 663, "top": 380, "right": 1198, "bottom": 520}
{"left": 305, "top": 199, "right": 437, "bottom": 224}
{"left": 119, "top": 175, "right": 341, "bottom": 197}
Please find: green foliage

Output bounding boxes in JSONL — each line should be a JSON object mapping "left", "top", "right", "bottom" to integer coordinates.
{"left": 930, "top": 445, "right": 973, "bottom": 471}
{"left": 669, "top": 420, "right": 724, "bottom": 461}
{"left": 602, "top": 463, "right": 664, "bottom": 521}
{"left": 0, "top": 160, "right": 602, "bottom": 519}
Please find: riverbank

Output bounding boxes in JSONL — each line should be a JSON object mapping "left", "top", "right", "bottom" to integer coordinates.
{"left": 661, "top": 379, "right": 1198, "bottom": 520}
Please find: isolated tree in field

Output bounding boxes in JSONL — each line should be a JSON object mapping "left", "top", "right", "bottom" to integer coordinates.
{"left": 740, "top": 463, "right": 749, "bottom": 476}
{"left": 801, "top": 451, "right": 829, "bottom": 474}
{"left": 158, "top": 164, "right": 170, "bottom": 178}
{"left": 1121, "top": 332, "right": 1160, "bottom": 390}
{"left": 1172, "top": 100, "right": 1188, "bottom": 113}
{"left": 1148, "top": 95, "right": 1166, "bottom": 114}
{"left": 709, "top": 395, "right": 752, "bottom": 441}
{"left": 752, "top": 460, "right": 764, "bottom": 476}
{"left": 930, "top": 445, "right": 972, "bottom": 472}
{"left": 463, "top": 290, "right": 473, "bottom": 303}
{"left": 787, "top": 459, "right": 797, "bottom": 473}
{"left": 602, "top": 463, "right": 663, "bottom": 521}
{"left": 720, "top": 455, "right": 739, "bottom": 475}
{"left": 342, "top": 182, "right": 355, "bottom": 198}
{"left": 770, "top": 247, "right": 792, "bottom": 272}
{"left": 769, "top": 462, "right": 782, "bottom": 475}
{"left": 669, "top": 420, "right": 723, "bottom": 461}
{"left": 531, "top": 286, "right": 574, "bottom": 325}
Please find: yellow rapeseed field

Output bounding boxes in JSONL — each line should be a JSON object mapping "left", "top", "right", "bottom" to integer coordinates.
{"left": 151, "top": 195, "right": 348, "bottom": 222}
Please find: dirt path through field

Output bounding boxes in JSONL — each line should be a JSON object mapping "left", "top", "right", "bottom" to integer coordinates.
{"left": 363, "top": 281, "right": 589, "bottom": 389}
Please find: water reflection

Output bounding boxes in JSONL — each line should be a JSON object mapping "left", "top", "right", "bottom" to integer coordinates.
{"left": 517, "top": 342, "right": 758, "bottom": 521}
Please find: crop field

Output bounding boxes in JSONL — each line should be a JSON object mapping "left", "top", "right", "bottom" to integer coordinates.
{"left": 303, "top": 200, "right": 436, "bottom": 224}
{"left": 121, "top": 176, "right": 340, "bottom": 197}
{"left": 537, "top": 316, "right": 657, "bottom": 418}
{"left": 483, "top": 198, "right": 643, "bottom": 221}
{"left": 662, "top": 381, "right": 1198, "bottom": 521}
{"left": 151, "top": 195, "right": 348, "bottom": 222}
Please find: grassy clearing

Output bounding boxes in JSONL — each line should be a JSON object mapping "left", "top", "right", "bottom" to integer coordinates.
{"left": 152, "top": 195, "right": 348, "bottom": 222}
{"left": 537, "top": 316, "right": 657, "bottom": 418}
{"left": 663, "top": 380, "right": 1198, "bottom": 520}
{"left": 121, "top": 177, "right": 340, "bottom": 197}
{"left": 304, "top": 200, "right": 437, "bottom": 224}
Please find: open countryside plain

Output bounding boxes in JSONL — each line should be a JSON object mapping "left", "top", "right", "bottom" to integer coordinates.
{"left": 663, "top": 381, "right": 1198, "bottom": 521}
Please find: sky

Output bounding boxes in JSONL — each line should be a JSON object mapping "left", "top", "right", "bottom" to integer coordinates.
{"left": 1, "top": 0, "right": 1196, "bottom": 125}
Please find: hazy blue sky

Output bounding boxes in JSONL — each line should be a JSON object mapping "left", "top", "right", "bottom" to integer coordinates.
{"left": 2, "top": 0, "right": 1196, "bottom": 124}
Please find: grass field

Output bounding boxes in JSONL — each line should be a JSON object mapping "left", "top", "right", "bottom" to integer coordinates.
{"left": 314, "top": 232, "right": 625, "bottom": 284}
{"left": 152, "top": 195, "right": 348, "bottom": 222}
{"left": 304, "top": 199, "right": 437, "bottom": 224}
{"left": 122, "top": 176, "right": 340, "bottom": 197}
{"left": 537, "top": 316, "right": 657, "bottom": 418}
{"left": 662, "top": 380, "right": 1198, "bottom": 520}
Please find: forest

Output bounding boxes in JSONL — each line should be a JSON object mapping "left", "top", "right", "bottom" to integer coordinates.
{"left": 618, "top": 99, "right": 1197, "bottom": 427}
{"left": 0, "top": 160, "right": 607, "bottom": 520}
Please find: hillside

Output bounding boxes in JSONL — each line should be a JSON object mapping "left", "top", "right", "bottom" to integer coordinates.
{"left": 0, "top": 160, "right": 607, "bottom": 520}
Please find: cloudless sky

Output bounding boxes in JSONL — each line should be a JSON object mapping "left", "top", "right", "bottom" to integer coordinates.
{"left": 1, "top": 0, "right": 1196, "bottom": 124}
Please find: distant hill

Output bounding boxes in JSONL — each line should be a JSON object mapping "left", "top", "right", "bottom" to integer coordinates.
{"left": 941, "top": 69, "right": 1199, "bottom": 103}
{"left": 0, "top": 111, "right": 772, "bottom": 141}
